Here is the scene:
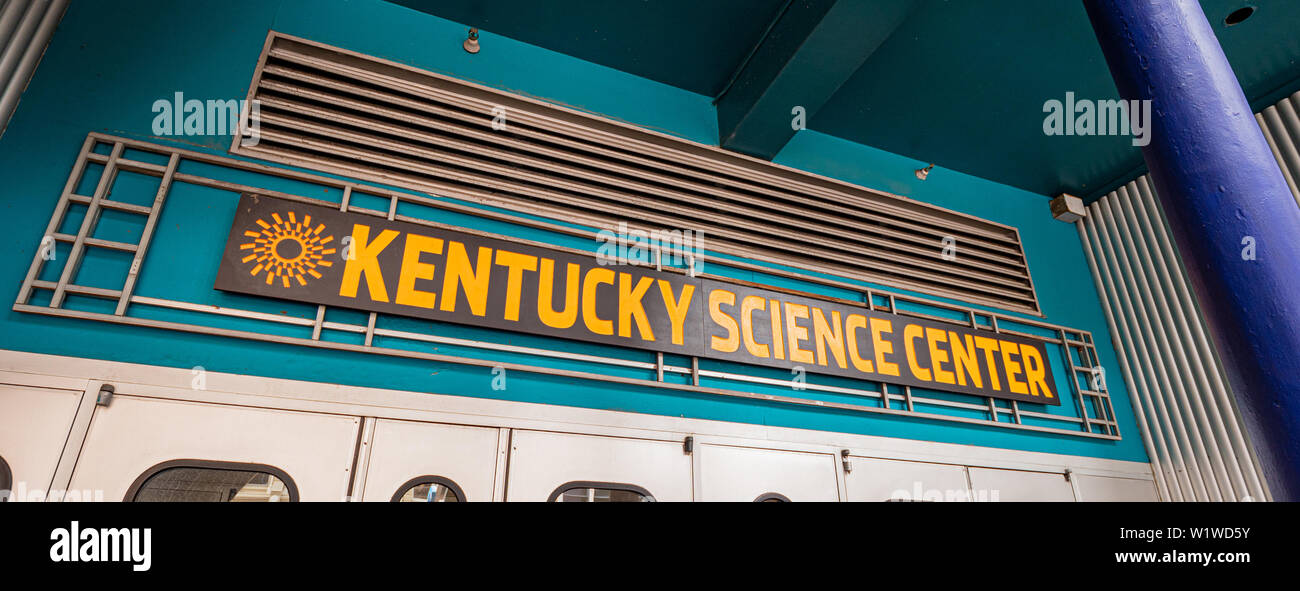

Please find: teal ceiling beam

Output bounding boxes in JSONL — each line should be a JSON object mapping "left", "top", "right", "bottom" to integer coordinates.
{"left": 716, "top": 0, "right": 914, "bottom": 160}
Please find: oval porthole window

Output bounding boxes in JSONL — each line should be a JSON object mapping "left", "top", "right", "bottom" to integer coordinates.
{"left": 548, "top": 481, "right": 655, "bottom": 502}
{"left": 392, "top": 476, "right": 465, "bottom": 502}
{"left": 0, "top": 456, "right": 11, "bottom": 502}
{"left": 126, "top": 460, "right": 298, "bottom": 502}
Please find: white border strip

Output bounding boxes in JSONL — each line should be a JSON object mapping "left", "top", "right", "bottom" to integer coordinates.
{"left": 0, "top": 349, "right": 1154, "bottom": 481}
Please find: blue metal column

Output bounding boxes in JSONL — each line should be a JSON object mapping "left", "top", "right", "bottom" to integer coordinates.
{"left": 1084, "top": 0, "right": 1300, "bottom": 501}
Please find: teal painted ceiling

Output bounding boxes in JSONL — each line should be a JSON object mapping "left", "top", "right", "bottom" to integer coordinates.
{"left": 811, "top": 0, "right": 1300, "bottom": 199}
{"left": 391, "top": 0, "right": 1300, "bottom": 199}
{"left": 389, "top": 0, "right": 790, "bottom": 96}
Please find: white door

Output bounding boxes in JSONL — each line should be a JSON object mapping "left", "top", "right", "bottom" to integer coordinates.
{"left": 967, "top": 467, "right": 1076, "bottom": 501}
{"left": 844, "top": 456, "right": 971, "bottom": 502}
{"left": 1073, "top": 474, "right": 1159, "bottom": 501}
{"left": 0, "top": 383, "right": 84, "bottom": 500}
{"left": 359, "top": 419, "right": 503, "bottom": 502}
{"left": 68, "top": 394, "right": 361, "bottom": 501}
{"left": 505, "top": 430, "right": 692, "bottom": 502}
{"left": 697, "top": 444, "right": 839, "bottom": 501}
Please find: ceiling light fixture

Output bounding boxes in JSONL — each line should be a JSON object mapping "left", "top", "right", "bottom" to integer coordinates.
{"left": 915, "top": 163, "right": 935, "bottom": 181}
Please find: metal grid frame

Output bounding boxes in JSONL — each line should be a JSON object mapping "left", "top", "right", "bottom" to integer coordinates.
{"left": 13, "top": 132, "right": 1119, "bottom": 440}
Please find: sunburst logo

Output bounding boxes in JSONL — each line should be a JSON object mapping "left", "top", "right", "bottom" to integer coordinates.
{"left": 239, "top": 211, "right": 336, "bottom": 288}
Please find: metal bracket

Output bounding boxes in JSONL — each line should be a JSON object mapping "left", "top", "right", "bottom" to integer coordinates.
{"left": 95, "top": 383, "right": 115, "bottom": 407}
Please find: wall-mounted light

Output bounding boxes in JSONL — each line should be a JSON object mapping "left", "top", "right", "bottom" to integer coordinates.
{"left": 463, "top": 27, "right": 480, "bottom": 54}
{"left": 1050, "top": 193, "right": 1086, "bottom": 223}
{"left": 914, "top": 163, "right": 935, "bottom": 181}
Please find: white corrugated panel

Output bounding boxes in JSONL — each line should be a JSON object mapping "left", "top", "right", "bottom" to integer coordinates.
{"left": 0, "top": 0, "right": 69, "bottom": 137}
{"left": 1256, "top": 91, "right": 1300, "bottom": 207}
{"left": 1076, "top": 92, "right": 1300, "bottom": 500}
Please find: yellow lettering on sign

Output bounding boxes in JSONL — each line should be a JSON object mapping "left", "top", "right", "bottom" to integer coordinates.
{"left": 812, "top": 308, "right": 847, "bottom": 369}
{"left": 904, "top": 324, "right": 932, "bottom": 381}
{"left": 740, "top": 296, "right": 769, "bottom": 358}
{"left": 538, "top": 259, "right": 579, "bottom": 329}
{"left": 659, "top": 280, "right": 694, "bottom": 346}
{"left": 783, "top": 302, "right": 814, "bottom": 364}
{"left": 582, "top": 267, "right": 615, "bottom": 335}
{"left": 1000, "top": 341, "right": 1030, "bottom": 395}
{"left": 925, "top": 327, "right": 956, "bottom": 385}
{"left": 769, "top": 298, "right": 785, "bottom": 360}
{"left": 494, "top": 250, "right": 537, "bottom": 321}
{"left": 1020, "top": 345, "right": 1054, "bottom": 399}
{"left": 845, "top": 314, "right": 875, "bottom": 374}
{"left": 709, "top": 289, "right": 739, "bottom": 353}
{"left": 870, "top": 317, "right": 899, "bottom": 376}
{"left": 339, "top": 223, "right": 399, "bottom": 302}
{"left": 618, "top": 273, "right": 655, "bottom": 341}
{"left": 439, "top": 241, "right": 492, "bottom": 316}
{"left": 973, "top": 336, "right": 1002, "bottom": 391}
{"left": 947, "top": 331, "right": 983, "bottom": 388}
{"left": 394, "top": 233, "right": 444, "bottom": 309}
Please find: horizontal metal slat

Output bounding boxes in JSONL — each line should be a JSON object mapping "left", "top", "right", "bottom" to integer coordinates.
{"left": 245, "top": 132, "right": 1040, "bottom": 305}
{"left": 263, "top": 48, "right": 1023, "bottom": 246}
{"left": 253, "top": 85, "right": 1029, "bottom": 269}
{"left": 49, "top": 233, "right": 138, "bottom": 253}
{"left": 256, "top": 64, "right": 1027, "bottom": 258}
{"left": 252, "top": 124, "right": 1035, "bottom": 299}
{"left": 235, "top": 34, "right": 1043, "bottom": 314}
{"left": 255, "top": 109, "right": 1032, "bottom": 288}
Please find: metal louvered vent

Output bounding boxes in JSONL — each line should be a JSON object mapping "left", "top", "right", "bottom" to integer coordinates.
{"left": 233, "top": 33, "right": 1042, "bottom": 314}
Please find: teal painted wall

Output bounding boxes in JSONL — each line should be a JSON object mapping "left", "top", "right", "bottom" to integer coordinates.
{"left": 0, "top": 0, "right": 1147, "bottom": 462}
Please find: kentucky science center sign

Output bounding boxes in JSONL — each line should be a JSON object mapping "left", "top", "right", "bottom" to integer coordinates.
{"left": 216, "top": 194, "right": 1060, "bottom": 405}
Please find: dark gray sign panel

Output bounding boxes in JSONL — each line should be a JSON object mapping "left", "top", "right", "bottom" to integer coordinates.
{"left": 216, "top": 193, "right": 704, "bottom": 356}
{"left": 217, "top": 194, "right": 1060, "bottom": 405}
{"left": 697, "top": 279, "right": 1060, "bottom": 404}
